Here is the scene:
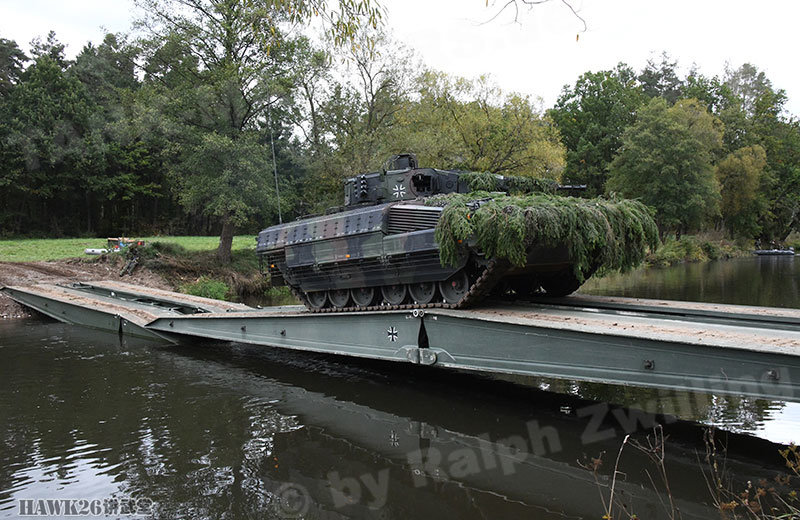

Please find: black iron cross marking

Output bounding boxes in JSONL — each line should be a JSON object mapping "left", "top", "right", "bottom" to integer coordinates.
{"left": 387, "top": 326, "right": 398, "bottom": 342}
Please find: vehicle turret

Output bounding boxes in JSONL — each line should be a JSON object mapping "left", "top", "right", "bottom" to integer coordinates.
{"left": 343, "top": 153, "right": 470, "bottom": 207}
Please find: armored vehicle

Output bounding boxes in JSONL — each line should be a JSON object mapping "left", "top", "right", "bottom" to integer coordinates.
{"left": 256, "top": 154, "right": 583, "bottom": 312}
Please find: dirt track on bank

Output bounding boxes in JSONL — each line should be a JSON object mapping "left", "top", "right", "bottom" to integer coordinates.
{"left": 0, "top": 258, "right": 171, "bottom": 319}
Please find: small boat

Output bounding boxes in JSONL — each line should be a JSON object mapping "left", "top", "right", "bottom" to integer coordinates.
{"left": 754, "top": 247, "right": 795, "bottom": 256}
{"left": 84, "top": 248, "right": 109, "bottom": 255}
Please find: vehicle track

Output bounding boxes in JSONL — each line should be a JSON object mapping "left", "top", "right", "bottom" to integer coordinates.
{"left": 288, "top": 260, "right": 513, "bottom": 313}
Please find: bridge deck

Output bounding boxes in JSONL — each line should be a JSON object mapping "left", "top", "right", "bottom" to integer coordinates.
{"left": 3, "top": 281, "right": 800, "bottom": 401}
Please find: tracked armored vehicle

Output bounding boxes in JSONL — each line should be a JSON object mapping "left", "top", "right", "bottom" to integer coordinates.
{"left": 256, "top": 154, "right": 584, "bottom": 312}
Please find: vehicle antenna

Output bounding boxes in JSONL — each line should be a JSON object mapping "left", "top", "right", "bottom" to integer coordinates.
{"left": 268, "top": 106, "right": 282, "bottom": 224}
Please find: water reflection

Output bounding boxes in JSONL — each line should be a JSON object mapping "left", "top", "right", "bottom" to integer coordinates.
{"left": 504, "top": 376, "right": 797, "bottom": 443}
{"left": 581, "top": 256, "right": 800, "bottom": 308}
{"left": 1, "top": 318, "right": 798, "bottom": 519}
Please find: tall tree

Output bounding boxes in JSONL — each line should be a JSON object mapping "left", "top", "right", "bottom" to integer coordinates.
{"left": 682, "top": 68, "right": 736, "bottom": 116}
{"left": 172, "top": 132, "right": 276, "bottom": 242}
{"left": 73, "top": 34, "right": 139, "bottom": 107}
{"left": 322, "top": 30, "right": 413, "bottom": 172}
{"left": 638, "top": 52, "right": 683, "bottom": 105}
{"left": 1, "top": 46, "right": 94, "bottom": 234}
{"left": 750, "top": 93, "right": 800, "bottom": 242}
{"left": 0, "top": 38, "right": 27, "bottom": 97}
{"left": 725, "top": 63, "right": 774, "bottom": 118}
{"left": 549, "top": 63, "right": 644, "bottom": 195}
{"left": 135, "top": 0, "right": 382, "bottom": 262}
{"left": 715, "top": 145, "right": 768, "bottom": 238}
{"left": 396, "top": 71, "right": 565, "bottom": 178}
{"left": 297, "top": 30, "right": 413, "bottom": 210}
{"left": 607, "top": 98, "right": 723, "bottom": 237}
{"left": 291, "top": 37, "right": 332, "bottom": 156}
{"left": 29, "top": 31, "right": 68, "bottom": 67}
{"left": 0, "top": 37, "right": 28, "bottom": 232}
{"left": 71, "top": 34, "right": 164, "bottom": 235}
{"left": 721, "top": 64, "right": 800, "bottom": 241}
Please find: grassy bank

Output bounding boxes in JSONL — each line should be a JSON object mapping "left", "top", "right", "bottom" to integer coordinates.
{"left": 138, "top": 241, "right": 273, "bottom": 302}
{"left": 0, "top": 235, "right": 296, "bottom": 305}
{"left": 0, "top": 235, "right": 257, "bottom": 262}
{"left": 143, "top": 241, "right": 296, "bottom": 305}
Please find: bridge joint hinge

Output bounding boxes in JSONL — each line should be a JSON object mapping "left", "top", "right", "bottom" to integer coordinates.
{"left": 407, "top": 347, "right": 438, "bottom": 365}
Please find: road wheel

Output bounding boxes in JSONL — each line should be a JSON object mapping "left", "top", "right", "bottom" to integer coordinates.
{"left": 381, "top": 284, "right": 407, "bottom": 306}
{"left": 439, "top": 271, "right": 469, "bottom": 304}
{"left": 409, "top": 282, "right": 436, "bottom": 304}
{"left": 351, "top": 287, "right": 376, "bottom": 307}
{"left": 328, "top": 289, "right": 351, "bottom": 308}
{"left": 306, "top": 291, "right": 327, "bottom": 309}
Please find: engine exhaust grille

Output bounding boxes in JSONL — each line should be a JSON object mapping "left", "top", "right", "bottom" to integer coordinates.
{"left": 387, "top": 205, "right": 442, "bottom": 234}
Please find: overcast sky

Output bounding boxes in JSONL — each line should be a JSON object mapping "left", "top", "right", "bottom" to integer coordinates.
{"left": 3, "top": 0, "right": 799, "bottom": 114}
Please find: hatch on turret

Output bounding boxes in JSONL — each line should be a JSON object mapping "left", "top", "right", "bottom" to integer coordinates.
{"left": 384, "top": 153, "right": 418, "bottom": 171}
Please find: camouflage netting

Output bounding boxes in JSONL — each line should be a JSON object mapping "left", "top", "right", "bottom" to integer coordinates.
{"left": 426, "top": 192, "right": 659, "bottom": 279}
{"left": 459, "top": 171, "right": 558, "bottom": 194}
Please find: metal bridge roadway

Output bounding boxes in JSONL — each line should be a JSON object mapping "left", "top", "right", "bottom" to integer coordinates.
{"left": 3, "top": 281, "right": 800, "bottom": 402}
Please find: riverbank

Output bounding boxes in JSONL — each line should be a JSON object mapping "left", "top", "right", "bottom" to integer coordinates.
{"left": 645, "top": 235, "right": 752, "bottom": 267}
{"left": 0, "top": 239, "right": 288, "bottom": 319}
{"left": 139, "top": 241, "right": 274, "bottom": 302}
{"left": 0, "top": 256, "right": 172, "bottom": 318}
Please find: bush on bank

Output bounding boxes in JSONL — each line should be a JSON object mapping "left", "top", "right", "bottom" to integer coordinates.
{"left": 646, "top": 235, "right": 751, "bottom": 267}
{"left": 179, "top": 276, "right": 230, "bottom": 301}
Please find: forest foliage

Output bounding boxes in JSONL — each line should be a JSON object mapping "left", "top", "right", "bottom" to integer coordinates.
{"left": 1, "top": 4, "right": 799, "bottom": 261}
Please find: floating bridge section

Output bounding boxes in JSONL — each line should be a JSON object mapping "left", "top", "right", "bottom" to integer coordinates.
{"left": 3, "top": 281, "right": 800, "bottom": 402}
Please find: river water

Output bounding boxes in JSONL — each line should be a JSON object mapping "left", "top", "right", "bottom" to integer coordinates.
{"left": 1, "top": 256, "right": 799, "bottom": 519}
{"left": 581, "top": 254, "right": 800, "bottom": 309}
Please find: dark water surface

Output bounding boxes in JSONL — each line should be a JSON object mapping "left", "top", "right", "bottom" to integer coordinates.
{"left": 581, "top": 255, "right": 800, "bottom": 308}
{"left": 1, "top": 257, "right": 799, "bottom": 519}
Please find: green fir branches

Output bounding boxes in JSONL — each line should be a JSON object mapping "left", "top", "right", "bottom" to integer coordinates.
{"left": 429, "top": 193, "right": 659, "bottom": 279}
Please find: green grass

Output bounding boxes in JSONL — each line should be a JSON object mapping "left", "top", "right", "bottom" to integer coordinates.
{"left": 180, "top": 276, "right": 230, "bottom": 301}
{"left": 0, "top": 235, "right": 257, "bottom": 262}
